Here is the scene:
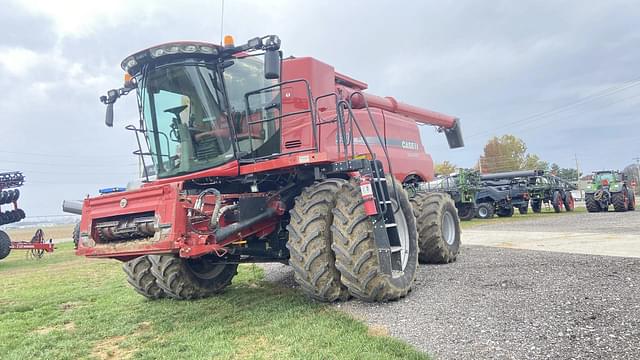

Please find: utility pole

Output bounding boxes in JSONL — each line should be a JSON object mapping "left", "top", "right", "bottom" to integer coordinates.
{"left": 574, "top": 153, "right": 581, "bottom": 190}
{"left": 633, "top": 157, "right": 640, "bottom": 194}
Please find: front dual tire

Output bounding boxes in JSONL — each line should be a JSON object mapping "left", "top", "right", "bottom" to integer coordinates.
{"left": 123, "top": 255, "right": 237, "bottom": 300}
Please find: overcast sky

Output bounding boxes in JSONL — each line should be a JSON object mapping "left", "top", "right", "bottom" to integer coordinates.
{"left": 1, "top": 0, "right": 639, "bottom": 217}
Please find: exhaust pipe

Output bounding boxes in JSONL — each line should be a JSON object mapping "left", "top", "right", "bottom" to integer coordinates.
{"left": 62, "top": 200, "right": 83, "bottom": 215}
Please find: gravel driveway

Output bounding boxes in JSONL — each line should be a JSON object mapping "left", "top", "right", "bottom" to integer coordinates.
{"left": 262, "top": 246, "right": 640, "bottom": 359}
{"left": 469, "top": 209, "right": 640, "bottom": 235}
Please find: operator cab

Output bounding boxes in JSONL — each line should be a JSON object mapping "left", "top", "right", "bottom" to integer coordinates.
{"left": 101, "top": 36, "right": 283, "bottom": 179}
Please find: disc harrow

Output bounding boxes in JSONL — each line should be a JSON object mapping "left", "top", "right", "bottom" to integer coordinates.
{"left": 0, "top": 171, "right": 26, "bottom": 226}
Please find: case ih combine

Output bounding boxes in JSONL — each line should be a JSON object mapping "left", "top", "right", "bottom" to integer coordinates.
{"left": 0, "top": 171, "right": 54, "bottom": 261}
{"left": 73, "top": 35, "right": 464, "bottom": 302}
{"left": 585, "top": 170, "right": 636, "bottom": 212}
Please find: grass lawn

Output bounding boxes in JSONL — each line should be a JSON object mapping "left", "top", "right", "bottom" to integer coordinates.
{"left": 0, "top": 243, "right": 428, "bottom": 360}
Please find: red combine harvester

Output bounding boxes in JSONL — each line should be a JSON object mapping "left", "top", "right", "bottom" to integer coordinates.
{"left": 73, "top": 35, "right": 464, "bottom": 302}
{"left": 0, "top": 172, "right": 54, "bottom": 261}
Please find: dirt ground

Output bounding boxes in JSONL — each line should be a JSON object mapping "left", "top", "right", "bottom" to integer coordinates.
{"left": 263, "top": 210, "right": 640, "bottom": 359}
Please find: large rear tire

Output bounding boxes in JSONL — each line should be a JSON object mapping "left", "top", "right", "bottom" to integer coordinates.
{"left": 628, "top": 191, "right": 636, "bottom": 211}
{"left": 585, "top": 193, "right": 600, "bottom": 212}
{"left": 410, "top": 192, "right": 461, "bottom": 264}
{"left": 0, "top": 230, "right": 11, "bottom": 260}
{"left": 476, "top": 202, "right": 494, "bottom": 219}
{"left": 612, "top": 192, "right": 628, "bottom": 212}
{"left": 331, "top": 179, "right": 418, "bottom": 302}
{"left": 150, "top": 255, "right": 237, "bottom": 300}
{"left": 456, "top": 203, "right": 475, "bottom": 221}
{"left": 286, "top": 179, "right": 349, "bottom": 302}
{"left": 123, "top": 255, "right": 165, "bottom": 300}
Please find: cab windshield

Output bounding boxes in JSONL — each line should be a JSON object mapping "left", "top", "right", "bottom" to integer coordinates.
{"left": 594, "top": 172, "right": 616, "bottom": 183}
{"left": 139, "top": 56, "right": 278, "bottom": 178}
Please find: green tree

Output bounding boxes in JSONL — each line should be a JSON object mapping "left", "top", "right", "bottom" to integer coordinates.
{"left": 523, "top": 154, "right": 549, "bottom": 171}
{"left": 550, "top": 163, "right": 560, "bottom": 175}
{"left": 435, "top": 160, "right": 457, "bottom": 176}
{"left": 480, "top": 135, "right": 547, "bottom": 173}
{"left": 558, "top": 168, "right": 579, "bottom": 181}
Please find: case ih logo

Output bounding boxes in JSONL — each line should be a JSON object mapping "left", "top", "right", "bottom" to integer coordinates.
{"left": 401, "top": 140, "right": 419, "bottom": 150}
{"left": 119, "top": 198, "right": 128, "bottom": 208}
{"left": 350, "top": 137, "right": 420, "bottom": 151}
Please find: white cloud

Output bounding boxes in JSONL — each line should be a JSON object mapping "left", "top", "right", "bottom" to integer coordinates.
{"left": 0, "top": 47, "right": 40, "bottom": 76}
{"left": 13, "top": 0, "right": 157, "bottom": 39}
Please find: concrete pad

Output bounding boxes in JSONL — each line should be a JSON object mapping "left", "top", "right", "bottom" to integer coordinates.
{"left": 463, "top": 229, "right": 640, "bottom": 258}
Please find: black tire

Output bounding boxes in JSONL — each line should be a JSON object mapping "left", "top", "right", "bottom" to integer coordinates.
{"left": 123, "top": 255, "right": 165, "bottom": 299}
{"left": 0, "top": 191, "right": 7, "bottom": 204}
{"left": 628, "top": 191, "right": 636, "bottom": 211}
{"left": 331, "top": 179, "right": 418, "bottom": 302}
{"left": 0, "top": 230, "right": 11, "bottom": 260}
{"left": 531, "top": 199, "right": 542, "bottom": 213}
{"left": 456, "top": 203, "right": 476, "bottom": 221}
{"left": 11, "top": 189, "right": 20, "bottom": 202}
{"left": 611, "top": 192, "right": 628, "bottom": 212}
{"left": 563, "top": 192, "right": 575, "bottom": 212}
{"left": 476, "top": 202, "right": 494, "bottom": 219}
{"left": 585, "top": 193, "right": 600, "bottom": 212}
{"left": 497, "top": 206, "right": 514, "bottom": 217}
{"left": 518, "top": 205, "right": 528, "bottom": 215}
{"left": 150, "top": 255, "right": 238, "bottom": 300}
{"left": 72, "top": 222, "right": 80, "bottom": 249}
{"left": 552, "top": 191, "right": 563, "bottom": 213}
{"left": 286, "top": 179, "right": 349, "bottom": 302}
{"left": 410, "top": 192, "right": 461, "bottom": 264}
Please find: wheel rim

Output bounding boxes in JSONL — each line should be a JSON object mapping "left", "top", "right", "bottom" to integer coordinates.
{"left": 186, "top": 258, "right": 226, "bottom": 280}
{"left": 442, "top": 211, "right": 456, "bottom": 246}
{"left": 478, "top": 207, "right": 488, "bottom": 218}
{"left": 392, "top": 200, "right": 410, "bottom": 274}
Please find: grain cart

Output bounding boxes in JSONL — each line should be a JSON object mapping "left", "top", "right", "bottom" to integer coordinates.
{"left": 0, "top": 172, "right": 54, "bottom": 261}
{"left": 584, "top": 170, "right": 635, "bottom": 212}
{"left": 528, "top": 173, "right": 576, "bottom": 213}
{"left": 405, "top": 168, "right": 480, "bottom": 221}
{"left": 74, "top": 35, "right": 465, "bottom": 302}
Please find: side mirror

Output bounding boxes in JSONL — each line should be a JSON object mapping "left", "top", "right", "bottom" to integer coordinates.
{"left": 264, "top": 49, "right": 280, "bottom": 79}
{"left": 100, "top": 88, "right": 126, "bottom": 127}
{"left": 105, "top": 102, "right": 114, "bottom": 127}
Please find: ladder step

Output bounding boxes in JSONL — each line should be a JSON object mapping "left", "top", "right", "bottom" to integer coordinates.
{"left": 390, "top": 246, "right": 403, "bottom": 252}
{"left": 385, "top": 223, "right": 397, "bottom": 228}
{"left": 379, "top": 200, "right": 392, "bottom": 204}
{"left": 373, "top": 177, "right": 386, "bottom": 182}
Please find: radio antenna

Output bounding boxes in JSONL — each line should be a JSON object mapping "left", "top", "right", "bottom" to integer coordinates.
{"left": 219, "top": 0, "right": 225, "bottom": 45}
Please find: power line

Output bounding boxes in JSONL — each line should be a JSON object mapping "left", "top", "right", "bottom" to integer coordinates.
{"left": 467, "top": 78, "right": 640, "bottom": 139}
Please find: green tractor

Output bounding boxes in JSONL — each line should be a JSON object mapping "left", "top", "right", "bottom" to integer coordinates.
{"left": 585, "top": 170, "right": 636, "bottom": 212}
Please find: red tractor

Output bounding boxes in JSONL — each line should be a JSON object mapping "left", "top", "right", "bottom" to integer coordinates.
{"left": 75, "top": 35, "right": 464, "bottom": 302}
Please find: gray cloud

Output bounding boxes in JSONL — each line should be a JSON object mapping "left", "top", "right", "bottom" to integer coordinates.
{"left": 1, "top": 0, "right": 639, "bottom": 217}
